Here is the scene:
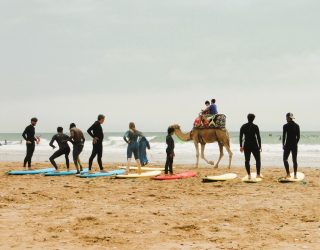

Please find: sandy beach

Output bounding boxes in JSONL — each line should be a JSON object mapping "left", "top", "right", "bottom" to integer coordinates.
{"left": 0, "top": 162, "right": 319, "bottom": 250}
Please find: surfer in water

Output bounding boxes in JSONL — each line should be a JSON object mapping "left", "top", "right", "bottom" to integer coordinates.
{"left": 87, "top": 114, "right": 105, "bottom": 173}
{"left": 49, "top": 127, "right": 70, "bottom": 171}
{"left": 69, "top": 123, "right": 85, "bottom": 174}
{"left": 165, "top": 127, "right": 175, "bottom": 175}
{"left": 22, "top": 117, "right": 40, "bottom": 169}
{"left": 240, "top": 114, "right": 262, "bottom": 180}
{"left": 282, "top": 113, "right": 300, "bottom": 179}
{"left": 123, "top": 122, "right": 143, "bottom": 174}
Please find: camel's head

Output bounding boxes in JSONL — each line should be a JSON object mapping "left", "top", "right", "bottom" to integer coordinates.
{"left": 169, "top": 124, "right": 180, "bottom": 130}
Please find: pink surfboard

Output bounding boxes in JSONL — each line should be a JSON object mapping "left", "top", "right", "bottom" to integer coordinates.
{"left": 152, "top": 171, "right": 196, "bottom": 180}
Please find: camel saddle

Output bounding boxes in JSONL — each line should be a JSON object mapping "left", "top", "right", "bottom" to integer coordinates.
{"left": 193, "top": 114, "right": 226, "bottom": 129}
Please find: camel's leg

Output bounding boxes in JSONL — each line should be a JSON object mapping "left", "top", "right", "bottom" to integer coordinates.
{"left": 214, "top": 142, "right": 224, "bottom": 168}
{"left": 201, "top": 144, "right": 214, "bottom": 166}
{"left": 224, "top": 145, "right": 233, "bottom": 169}
{"left": 194, "top": 142, "right": 200, "bottom": 168}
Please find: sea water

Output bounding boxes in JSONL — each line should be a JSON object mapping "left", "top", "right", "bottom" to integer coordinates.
{"left": 0, "top": 132, "right": 319, "bottom": 167}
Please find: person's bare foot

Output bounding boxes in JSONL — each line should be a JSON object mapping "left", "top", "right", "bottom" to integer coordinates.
{"left": 248, "top": 174, "right": 251, "bottom": 180}
{"left": 256, "top": 174, "right": 262, "bottom": 179}
{"left": 285, "top": 174, "right": 291, "bottom": 179}
{"left": 294, "top": 174, "right": 297, "bottom": 179}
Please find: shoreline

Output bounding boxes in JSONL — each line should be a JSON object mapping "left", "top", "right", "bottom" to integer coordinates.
{"left": 1, "top": 162, "right": 319, "bottom": 249}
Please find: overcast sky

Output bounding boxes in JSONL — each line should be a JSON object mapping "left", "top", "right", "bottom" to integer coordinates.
{"left": 0, "top": 0, "right": 319, "bottom": 132}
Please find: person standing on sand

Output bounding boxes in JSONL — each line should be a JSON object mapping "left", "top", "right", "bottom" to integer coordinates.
{"left": 138, "top": 136, "right": 150, "bottom": 166}
{"left": 69, "top": 123, "right": 85, "bottom": 174}
{"left": 22, "top": 117, "right": 40, "bottom": 169}
{"left": 123, "top": 122, "right": 143, "bottom": 174}
{"left": 165, "top": 127, "right": 175, "bottom": 175}
{"left": 49, "top": 127, "right": 70, "bottom": 171}
{"left": 240, "top": 114, "right": 262, "bottom": 180}
{"left": 87, "top": 114, "right": 105, "bottom": 173}
{"left": 283, "top": 113, "right": 300, "bottom": 179}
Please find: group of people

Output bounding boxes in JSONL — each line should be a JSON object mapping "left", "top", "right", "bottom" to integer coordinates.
{"left": 194, "top": 99, "right": 219, "bottom": 128}
{"left": 240, "top": 112, "right": 300, "bottom": 179}
{"left": 22, "top": 115, "right": 152, "bottom": 174}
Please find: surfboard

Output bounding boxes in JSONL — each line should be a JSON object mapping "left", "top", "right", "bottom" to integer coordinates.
{"left": 44, "top": 168, "right": 89, "bottom": 176}
{"left": 279, "top": 172, "right": 305, "bottom": 183}
{"left": 7, "top": 167, "right": 56, "bottom": 175}
{"left": 203, "top": 173, "right": 237, "bottom": 182}
{"left": 118, "top": 166, "right": 165, "bottom": 171}
{"left": 241, "top": 173, "right": 263, "bottom": 183}
{"left": 116, "top": 170, "right": 161, "bottom": 179}
{"left": 79, "top": 169, "right": 125, "bottom": 178}
{"left": 152, "top": 171, "right": 196, "bottom": 180}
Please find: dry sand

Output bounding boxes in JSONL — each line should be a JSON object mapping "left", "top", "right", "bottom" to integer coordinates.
{"left": 0, "top": 162, "right": 319, "bottom": 250}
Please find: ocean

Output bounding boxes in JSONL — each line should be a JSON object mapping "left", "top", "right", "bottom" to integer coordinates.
{"left": 0, "top": 132, "right": 319, "bottom": 168}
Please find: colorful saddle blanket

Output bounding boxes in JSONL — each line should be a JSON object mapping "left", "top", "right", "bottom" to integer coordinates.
{"left": 194, "top": 114, "right": 226, "bottom": 129}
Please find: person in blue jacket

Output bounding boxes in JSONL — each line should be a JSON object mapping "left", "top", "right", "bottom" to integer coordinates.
{"left": 139, "top": 136, "right": 150, "bottom": 166}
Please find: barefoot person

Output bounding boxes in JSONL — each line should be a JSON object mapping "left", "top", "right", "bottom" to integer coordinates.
{"left": 22, "top": 117, "right": 39, "bottom": 169}
{"left": 87, "top": 114, "right": 105, "bottom": 173}
{"left": 165, "top": 127, "right": 175, "bottom": 175}
{"left": 240, "top": 114, "right": 262, "bottom": 180}
{"left": 49, "top": 127, "right": 70, "bottom": 171}
{"left": 69, "top": 123, "right": 85, "bottom": 174}
{"left": 123, "top": 122, "right": 142, "bottom": 174}
{"left": 283, "top": 113, "right": 300, "bottom": 179}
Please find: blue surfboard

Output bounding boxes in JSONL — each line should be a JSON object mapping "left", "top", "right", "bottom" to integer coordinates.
{"left": 79, "top": 169, "right": 125, "bottom": 178}
{"left": 44, "top": 168, "right": 89, "bottom": 176}
{"left": 7, "top": 168, "right": 56, "bottom": 175}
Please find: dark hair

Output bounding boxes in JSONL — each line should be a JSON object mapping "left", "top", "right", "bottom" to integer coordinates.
{"left": 31, "top": 117, "right": 38, "bottom": 122}
{"left": 98, "top": 114, "right": 105, "bottom": 121}
{"left": 205, "top": 100, "right": 210, "bottom": 105}
{"left": 247, "top": 113, "right": 255, "bottom": 122}
{"left": 57, "top": 127, "right": 63, "bottom": 133}
{"left": 168, "top": 127, "right": 175, "bottom": 134}
{"left": 69, "top": 123, "right": 76, "bottom": 129}
{"left": 211, "top": 99, "right": 216, "bottom": 104}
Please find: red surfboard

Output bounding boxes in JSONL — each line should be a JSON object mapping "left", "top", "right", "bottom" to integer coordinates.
{"left": 152, "top": 171, "right": 196, "bottom": 180}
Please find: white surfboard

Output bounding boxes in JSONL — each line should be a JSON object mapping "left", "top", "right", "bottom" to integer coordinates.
{"left": 279, "top": 172, "right": 305, "bottom": 183}
{"left": 115, "top": 170, "right": 161, "bottom": 179}
{"left": 118, "top": 166, "right": 165, "bottom": 171}
{"left": 241, "top": 172, "right": 263, "bottom": 183}
{"left": 203, "top": 173, "right": 237, "bottom": 182}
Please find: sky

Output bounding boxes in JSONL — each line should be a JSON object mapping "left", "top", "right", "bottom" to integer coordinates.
{"left": 0, "top": 0, "right": 319, "bottom": 132}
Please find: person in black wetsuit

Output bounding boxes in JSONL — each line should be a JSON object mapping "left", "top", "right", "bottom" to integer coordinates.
{"left": 283, "top": 113, "right": 300, "bottom": 179}
{"left": 87, "top": 114, "right": 105, "bottom": 173}
{"left": 22, "top": 117, "right": 39, "bottom": 169}
{"left": 165, "top": 127, "right": 175, "bottom": 175}
{"left": 123, "top": 122, "right": 143, "bottom": 174}
{"left": 240, "top": 114, "right": 262, "bottom": 179}
{"left": 49, "top": 127, "right": 70, "bottom": 171}
{"left": 69, "top": 123, "right": 85, "bottom": 174}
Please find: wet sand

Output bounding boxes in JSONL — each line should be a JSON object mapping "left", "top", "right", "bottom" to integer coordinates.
{"left": 0, "top": 162, "right": 319, "bottom": 250}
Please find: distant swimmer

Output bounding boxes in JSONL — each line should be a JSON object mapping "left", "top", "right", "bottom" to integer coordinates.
{"left": 123, "top": 122, "right": 143, "bottom": 174}
{"left": 165, "top": 127, "right": 175, "bottom": 175}
{"left": 49, "top": 127, "right": 70, "bottom": 171}
{"left": 69, "top": 123, "right": 85, "bottom": 174}
{"left": 283, "top": 113, "right": 300, "bottom": 179}
{"left": 87, "top": 114, "right": 105, "bottom": 173}
{"left": 22, "top": 117, "right": 39, "bottom": 169}
{"left": 240, "top": 114, "right": 262, "bottom": 180}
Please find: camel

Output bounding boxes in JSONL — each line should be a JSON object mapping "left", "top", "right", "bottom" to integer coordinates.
{"left": 170, "top": 124, "right": 233, "bottom": 168}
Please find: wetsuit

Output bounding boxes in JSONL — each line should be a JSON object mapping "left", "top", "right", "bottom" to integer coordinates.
{"left": 138, "top": 136, "right": 150, "bottom": 166}
{"left": 69, "top": 127, "right": 85, "bottom": 171}
{"left": 87, "top": 121, "right": 104, "bottom": 171}
{"left": 22, "top": 124, "right": 36, "bottom": 168}
{"left": 123, "top": 130, "right": 142, "bottom": 160}
{"left": 283, "top": 121, "right": 300, "bottom": 175}
{"left": 240, "top": 122, "right": 261, "bottom": 175}
{"left": 165, "top": 134, "right": 175, "bottom": 174}
{"left": 49, "top": 133, "right": 70, "bottom": 170}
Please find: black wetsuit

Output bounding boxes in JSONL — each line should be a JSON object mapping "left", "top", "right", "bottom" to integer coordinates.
{"left": 165, "top": 134, "right": 175, "bottom": 174}
{"left": 22, "top": 125, "right": 36, "bottom": 168}
{"left": 49, "top": 133, "right": 70, "bottom": 170}
{"left": 240, "top": 122, "right": 261, "bottom": 175}
{"left": 283, "top": 121, "right": 300, "bottom": 175}
{"left": 87, "top": 121, "right": 104, "bottom": 171}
